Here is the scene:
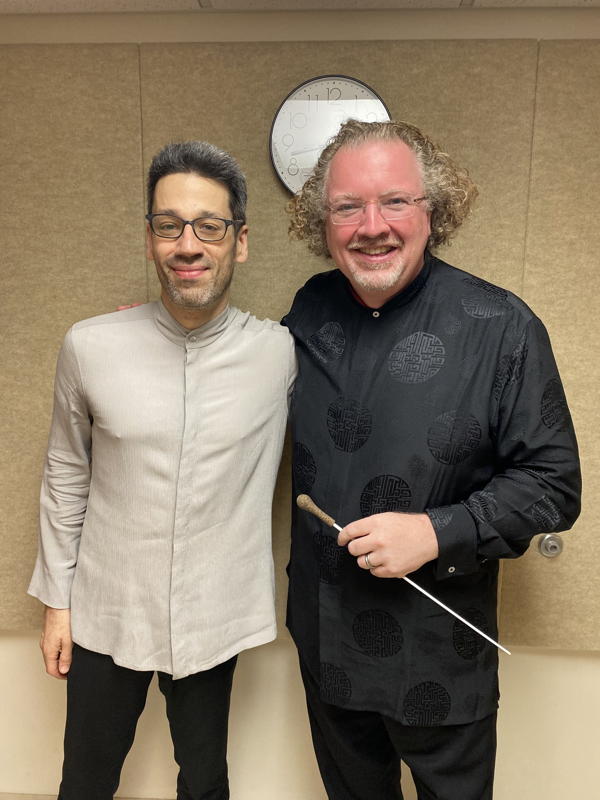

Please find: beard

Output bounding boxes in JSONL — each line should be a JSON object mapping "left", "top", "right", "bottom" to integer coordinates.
{"left": 161, "top": 270, "right": 234, "bottom": 310}
{"left": 348, "top": 259, "right": 408, "bottom": 293}
{"left": 344, "top": 233, "right": 409, "bottom": 293}
{"left": 345, "top": 243, "right": 409, "bottom": 293}
{"left": 158, "top": 256, "right": 235, "bottom": 312}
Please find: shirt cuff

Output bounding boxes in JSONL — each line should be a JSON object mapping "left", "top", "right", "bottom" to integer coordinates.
{"left": 426, "top": 503, "right": 479, "bottom": 580}
{"left": 27, "top": 561, "right": 73, "bottom": 609}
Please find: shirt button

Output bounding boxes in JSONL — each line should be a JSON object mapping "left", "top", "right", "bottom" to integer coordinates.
{"left": 189, "top": 336, "right": 197, "bottom": 343}
{"left": 372, "top": 311, "right": 380, "bottom": 318}
{"left": 448, "top": 566, "right": 456, "bottom": 574}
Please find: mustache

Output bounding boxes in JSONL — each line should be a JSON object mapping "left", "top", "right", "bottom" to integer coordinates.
{"left": 167, "top": 256, "right": 211, "bottom": 268}
{"left": 348, "top": 237, "right": 403, "bottom": 251}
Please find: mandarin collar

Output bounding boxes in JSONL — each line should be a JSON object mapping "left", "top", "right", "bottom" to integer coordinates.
{"left": 154, "top": 299, "right": 236, "bottom": 348}
{"left": 341, "top": 250, "right": 432, "bottom": 315}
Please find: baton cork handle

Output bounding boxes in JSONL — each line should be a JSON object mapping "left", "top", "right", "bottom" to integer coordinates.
{"left": 296, "top": 494, "right": 340, "bottom": 530}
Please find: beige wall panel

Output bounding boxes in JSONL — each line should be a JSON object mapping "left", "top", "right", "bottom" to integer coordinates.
{"left": 499, "top": 42, "right": 600, "bottom": 649}
{"left": 140, "top": 38, "right": 538, "bottom": 630}
{"left": 0, "top": 44, "right": 146, "bottom": 629}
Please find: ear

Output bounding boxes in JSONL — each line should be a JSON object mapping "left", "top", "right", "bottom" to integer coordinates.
{"left": 234, "top": 225, "right": 249, "bottom": 264}
{"left": 145, "top": 222, "right": 154, "bottom": 260}
{"left": 424, "top": 206, "right": 432, "bottom": 239}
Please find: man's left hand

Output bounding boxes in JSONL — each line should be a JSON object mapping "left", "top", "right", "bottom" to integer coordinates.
{"left": 338, "top": 512, "right": 439, "bottom": 578}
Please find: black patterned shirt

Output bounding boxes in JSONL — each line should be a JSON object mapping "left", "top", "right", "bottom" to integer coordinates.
{"left": 282, "top": 252, "right": 581, "bottom": 726}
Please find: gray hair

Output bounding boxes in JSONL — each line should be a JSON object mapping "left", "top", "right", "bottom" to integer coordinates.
{"left": 288, "top": 118, "right": 478, "bottom": 257}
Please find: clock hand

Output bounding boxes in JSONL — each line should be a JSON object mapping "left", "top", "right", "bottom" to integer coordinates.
{"left": 290, "top": 145, "right": 324, "bottom": 156}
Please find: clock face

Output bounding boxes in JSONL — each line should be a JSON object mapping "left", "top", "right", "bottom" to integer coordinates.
{"left": 270, "top": 75, "right": 391, "bottom": 194}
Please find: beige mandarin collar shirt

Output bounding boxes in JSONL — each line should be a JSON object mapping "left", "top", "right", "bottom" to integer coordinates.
{"left": 156, "top": 299, "right": 233, "bottom": 347}
{"left": 29, "top": 300, "right": 296, "bottom": 678}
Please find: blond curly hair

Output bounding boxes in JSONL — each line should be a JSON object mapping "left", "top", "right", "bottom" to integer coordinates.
{"left": 288, "top": 119, "right": 477, "bottom": 257}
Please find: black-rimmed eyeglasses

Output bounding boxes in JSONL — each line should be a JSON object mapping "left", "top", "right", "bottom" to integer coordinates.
{"left": 146, "top": 213, "right": 243, "bottom": 242}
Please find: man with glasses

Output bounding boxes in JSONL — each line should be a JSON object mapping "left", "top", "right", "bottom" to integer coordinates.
{"left": 28, "top": 140, "right": 296, "bottom": 800}
{"left": 284, "top": 119, "right": 580, "bottom": 799}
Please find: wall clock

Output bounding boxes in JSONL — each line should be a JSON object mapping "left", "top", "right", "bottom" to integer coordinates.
{"left": 270, "top": 74, "right": 391, "bottom": 194}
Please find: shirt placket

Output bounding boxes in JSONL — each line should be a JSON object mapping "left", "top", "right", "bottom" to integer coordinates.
{"left": 169, "top": 334, "right": 200, "bottom": 678}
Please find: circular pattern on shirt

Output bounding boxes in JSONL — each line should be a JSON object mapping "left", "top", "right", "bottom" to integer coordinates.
{"left": 307, "top": 321, "right": 345, "bottom": 364}
{"left": 452, "top": 608, "right": 490, "bottom": 660}
{"left": 529, "top": 495, "right": 562, "bottom": 532}
{"left": 461, "top": 277, "right": 509, "bottom": 319}
{"left": 352, "top": 610, "right": 404, "bottom": 657}
{"left": 388, "top": 331, "right": 445, "bottom": 384}
{"left": 359, "top": 475, "right": 412, "bottom": 517}
{"left": 327, "top": 397, "right": 372, "bottom": 452}
{"left": 427, "top": 507, "right": 453, "bottom": 530}
{"left": 320, "top": 662, "right": 352, "bottom": 705}
{"left": 403, "top": 681, "right": 451, "bottom": 726}
{"left": 293, "top": 442, "right": 317, "bottom": 494}
{"left": 468, "top": 491, "right": 498, "bottom": 523}
{"left": 427, "top": 411, "right": 482, "bottom": 465}
{"left": 313, "top": 530, "right": 343, "bottom": 584}
{"left": 493, "top": 336, "right": 528, "bottom": 400}
{"left": 541, "top": 378, "right": 570, "bottom": 431}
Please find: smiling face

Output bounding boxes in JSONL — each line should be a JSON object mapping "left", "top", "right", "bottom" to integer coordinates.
{"left": 324, "top": 139, "right": 431, "bottom": 308}
{"left": 146, "top": 171, "right": 248, "bottom": 328}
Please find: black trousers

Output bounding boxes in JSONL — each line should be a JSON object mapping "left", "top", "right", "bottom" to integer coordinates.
{"left": 300, "top": 659, "right": 496, "bottom": 800}
{"left": 58, "top": 644, "right": 237, "bottom": 800}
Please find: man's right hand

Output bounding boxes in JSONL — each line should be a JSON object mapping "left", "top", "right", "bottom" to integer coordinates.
{"left": 40, "top": 606, "right": 72, "bottom": 679}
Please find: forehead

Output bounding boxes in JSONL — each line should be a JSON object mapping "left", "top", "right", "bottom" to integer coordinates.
{"left": 326, "top": 139, "right": 424, "bottom": 198}
{"left": 152, "top": 172, "right": 232, "bottom": 215}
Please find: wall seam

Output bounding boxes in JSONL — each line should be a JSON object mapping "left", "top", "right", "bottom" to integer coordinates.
{"left": 136, "top": 43, "right": 150, "bottom": 303}
{"left": 497, "top": 39, "right": 540, "bottom": 636}
{"left": 521, "top": 40, "right": 542, "bottom": 304}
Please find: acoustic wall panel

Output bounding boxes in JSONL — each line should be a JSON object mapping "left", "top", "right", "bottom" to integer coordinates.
{"left": 0, "top": 44, "right": 146, "bottom": 628}
{"left": 499, "top": 42, "right": 600, "bottom": 650}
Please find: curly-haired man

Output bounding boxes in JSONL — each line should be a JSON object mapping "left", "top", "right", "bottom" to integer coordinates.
{"left": 284, "top": 119, "right": 580, "bottom": 799}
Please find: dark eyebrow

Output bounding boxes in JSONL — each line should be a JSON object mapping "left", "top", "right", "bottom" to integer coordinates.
{"left": 153, "top": 209, "right": 225, "bottom": 218}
